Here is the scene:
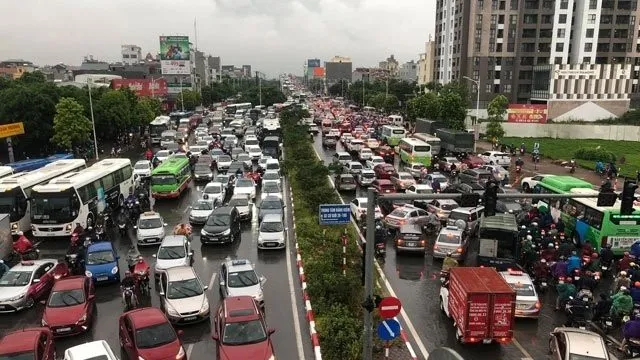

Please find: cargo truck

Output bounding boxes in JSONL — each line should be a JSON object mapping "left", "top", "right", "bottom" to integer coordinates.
{"left": 436, "top": 129, "right": 475, "bottom": 154}
{"left": 439, "top": 267, "right": 516, "bottom": 344}
{"left": 477, "top": 214, "right": 520, "bottom": 270}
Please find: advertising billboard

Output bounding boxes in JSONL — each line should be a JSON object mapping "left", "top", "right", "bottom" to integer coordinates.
{"left": 308, "top": 59, "right": 321, "bottom": 68}
{"left": 159, "top": 35, "right": 191, "bottom": 75}
{"left": 313, "top": 67, "right": 325, "bottom": 78}
{"left": 167, "top": 82, "right": 192, "bottom": 94}
{"left": 507, "top": 104, "right": 548, "bottom": 123}
{"left": 111, "top": 79, "right": 168, "bottom": 97}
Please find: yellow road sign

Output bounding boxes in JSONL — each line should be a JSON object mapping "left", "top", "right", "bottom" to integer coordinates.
{"left": 0, "top": 122, "right": 25, "bottom": 138}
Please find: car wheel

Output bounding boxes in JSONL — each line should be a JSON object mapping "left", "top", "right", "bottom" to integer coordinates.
{"left": 25, "top": 296, "right": 34, "bottom": 309}
{"left": 522, "top": 183, "right": 530, "bottom": 192}
{"left": 489, "top": 161, "right": 494, "bottom": 165}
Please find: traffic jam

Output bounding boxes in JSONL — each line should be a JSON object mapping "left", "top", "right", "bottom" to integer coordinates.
{"left": 311, "top": 97, "right": 640, "bottom": 359}
{"left": 0, "top": 104, "right": 301, "bottom": 360}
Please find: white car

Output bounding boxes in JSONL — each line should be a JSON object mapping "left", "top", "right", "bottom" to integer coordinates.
{"left": 365, "top": 138, "right": 380, "bottom": 149}
{"left": 158, "top": 266, "right": 209, "bottom": 324}
{"left": 133, "top": 160, "right": 152, "bottom": 178}
{"left": 366, "top": 156, "right": 385, "bottom": 169}
{"left": 245, "top": 145, "right": 263, "bottom": 160}
{"left": 189, "top": 145, "right": 207, "bottom": 156}
{"left": 236, "top": 153, "right": 253, "bottom": 169}
{"left": 220, "top": 259, "right": 267, "bottom": 306}
{"left": 257, "top": 214, "right": 287, "bottom": 250}
{"left": 154, "top": 150, "right": 174, "bottom": 163}
{"left": 499, "top": 269, "right": 540, "bottom": 319}
{"left": 202, "top": 182, "right": 226, "bottom": 207}
{"left": 64, "top": 341, "right": 118, "bottom": 360}
{"left": 350, "top": 197, "right": 382, "bottom": 221}
{"left": 154, "top": 235, "right": 193, "bottom": 277}
{"left": 135, "top": 211, "right": 167, "bottom": 246}
{"left": 261, "top": 170, "right": 281, "bottom": 188}
{"left": 261, "top": 182, "right": 282, "bottom": 201}
{"left": 479, "top": 151, "right": 512, "bottom": 168}
{"left": 521, "top": 174, "right": 553, "bottom": 193}
{"left": 406, "top": 184, "right": 433, "bottom": 196}
{"left": 480, "top": 164, "right": 510, "bottom": 182}
{"left": 424, "top": 173, "right": 449, "bottom": 190}
{"left": 234, "top": 178, "right": 256, "bottom": 200}
{"left": 188, "top": 199, "right": 215, "bottom": 225}
{"left": 258, "top": 156, "right": 273, "bottom": 171}
{"left": 265, "top": 158, "right": 281, "bottom": 174}
{"left": 359, "top": 148, "right": 373, "bottom": 161}
{"left": 216, "top": 155, "right": 233, "bottom": 171}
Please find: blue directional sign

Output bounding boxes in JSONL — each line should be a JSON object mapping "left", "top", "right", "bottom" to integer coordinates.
{"left": 377, "top": 319, "right": 401, "bottom": 341}
{"left": 318, "top": 204, "right": 351, "bottom": 225}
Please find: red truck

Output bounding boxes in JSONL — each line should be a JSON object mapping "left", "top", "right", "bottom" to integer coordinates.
{"left": 439, "top": 267, "right": 516, "bottom": 344}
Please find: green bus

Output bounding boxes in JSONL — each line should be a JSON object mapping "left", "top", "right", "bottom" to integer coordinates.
{"left": 380, "top": 125, "right": 406, "bottom": 147}
{"left": 536, "top": 175, "right": 640, "bottom": 254}
{"left": 151, "top": 157, "right": 192, "bottom": 199}
{"left": 398, "top": 138, "right": 431, "bottom": 167}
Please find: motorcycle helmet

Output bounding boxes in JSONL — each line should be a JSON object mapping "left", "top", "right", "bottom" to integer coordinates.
{"left": 526, "top": 235, "right": 533, "bottom": 241}
{"left": 531, "top": 222, "right": 538, "bottom": 228}
{"left": 540, "top": 259, "right": 547, "bottom": 264}
{"left": 565, "top": 277, "right": 573, "bottom": 283}
{"left": 621, "top": 271, "right": 628, "bottom": 277}
{"left": 548, "top": 243, "right": 555, "bottom": 248}
{"left": 521, "top": 225, "right": 526, "bottom": 230}
{"left": 541, "top": 229, "right": 546, "bottom": 235}
{"left": 635, "top": 282, "right": 640, "bottom": 288}
{"left": 550, "top": 224, "right": 556, "bottom": 229}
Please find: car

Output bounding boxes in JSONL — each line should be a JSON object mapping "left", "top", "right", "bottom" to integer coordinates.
{"left": 236, "top": 153, "right": 253, "bottom": 169}
{"left": 460, "top": 154, "right": 485, "bottom": 169}
{"left": 0, "top": 328, "right": 55, "bottom": 360}
{"left": 308, "top": 124, "right": 320, "bottom": 134}
{"left": 159, "top": 266, "right": 210, "bottom": 325}
{"left": 234, "top": 178, "right": 256, "bottom": 200}
{"left": 261, "top": 170, "right": 281, "bottom": 188}
{"left": 260, "top": 182, "right": 282, "bottom": 201}
{"left": 499, "top": 268, "right": 541, "bottom": 318}
{"left": 438, "top": 156, "right": 462, "bottom": 172}
{"left": 480, "top": 164, "right": 510, "bottom": 183}
{"left": 228, "top": 161, "right": 246, "bottom": 177}
{"left": 425, "top": 199, "right": 459, "bottom": 222}
{"left": 406, "top": 184, "right": 433, "bottom": 196}
{"left": 372, "top": 179, "right": 396, "bottom": 194}
{"left": 212, "top": 296, "right": 276, "bottom": 360}
{"left": 496, "top": 187, "right": 525, "bottom": 214}
{"left": 432, "top": 225, "right": 466, "bottom": 259}
{"left": 390, "top": 172, "right": 416, "bottom": 191}
{"left": 41, "top": 276, "right": 95, "bottom": 337}
{"left": 0, "top": 259, "right": 68, "bottom": 313}
{"left": 63, "top": 340, "right": 118, "bottom": 360}
{"left": 423, "top": 173, "right": 449, "bottom": 190}
{"left": 458, "top": 169, "right": 493, "bottom": 186}
{"left": 193, "top": 162, "right": 214, "bottom": 182}
{"left": 357, "top": 169, "right": 376, "bottom": 186}
{"left": 135, "top": 211, "right": 167, "bottom": 246}
{"left": 335, "top": 173, "right": 357, "bottom": 192}
{"left": 84, "top": 243, "right": 120, "bottom": 284}
{"left": 202, "top": 182, "right": 226, "bottom": 207}
{"left": 229, "top": 194, "right": 253, "bottom": 221}
{"left": 245, "top": 145, "right": 263, "bottom": 160}
{"left": 210, "top": 148, "right": 225, "bottom": 162}
{"left": 373, "top": 163, "right": 398, "bottom": 180}
{"left": 216, "top": 174, "right": 230, "bottom": 190}
{"left": 189, "top": 199, "right": 216, "bottom": 225}
{"left": 216, "top": 155, "right": 233, "bottom": 172}
{"left": 189, "top": 145, "right": 207, "bottom": 156}
{"left": 257, "top": 156, "right": 272, "bottom": 171}
{"left": 345, "top": 161, "right": 364, "bottom": 175}
{"left": 359, "top": 148, "right": 373, "bottom": 161}
{"left": 264, "top": 159, "right": 281, "bottom": 173}
{"left": 548, "top": 327, "right": 609, "bottom": 360}
{"left": 521, "top": 174, "right": 553, "bottom": 193}
{"left": 258, "top": 196, "right": 285, "bottom": 222}
{"left": 350, "top": 197, "right": 383, "bottom": 221}
{"left": 403, "top": 162, "right": 426, "bottom": 179}
{"left": 365, "top": 138, "right": 380, "bottom": 149}
{"left": 384, "top": 205, "right": 431, "bottom": 230}
{"left": 231, "top": 147, "right": 244, "bottom": 160}
{"left": 446, "top": 206, "right": 484, "bottom": 235}
{"left": 153, "top": 235, "right": 193, "bottom": 278}
{"left": 394, "top": 224, "right": 427, "bottom": 254}
{"left": 154, "top": 150, "right": 175, "bottom": 164}
{"left": 322, "top": 134, "right": 338, "bottom": 148}
{"left": 119, "top": 307, "right": 185, "bottom": 360}
{"left": 133, "top": 160, "right": 152, "bottom": 179}
{"left": 443, "top": 182, "right": 485, "bottom": 197}
{"left": 201, "top": 206, "right": 242, "bottom": 244}
{"left": 479, "top": 151, "right": 512, "bottom": 168}
{"left": 219, "top": 259, "right": 267, "bottom": 306}
{"left": 257, "top": 214, "right": 287, "bottom": 250}
{"left": 333, "top": 151, "right": 352, "bottom": 166}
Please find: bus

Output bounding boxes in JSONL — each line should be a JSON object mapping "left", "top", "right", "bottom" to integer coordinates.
{"left": 388, "top": 115, "right": 404, "bottom": 126}
{"left": 169, "top": 111, "right": 191, "bottom": 125}
{"left": 411, "top": 133, "right": 441, "bottom": 156}
{"left": 0, "top": 166, "right": 13, "bottom": 179}
{"left": 150, "top": 157, "right": 192, "bottom": 199}
{"left": 149, "top": 116, "right": 172, "bottom": 144}
{"left": 536, "top": 176, "right": 640, "bottom": 254}
{"left": 160, "top": 130, "right": 177, "bottom": 149}
{"left": 30, "top": 159, "right": 132, "bottom": 238}
{"left": 0, "top": 159, "right": 87, "bottom": 235}
{"left": 398, "top": 138, "right": 432, "bottom": 167}
{"left": 380, "top": 125, "right": 406, "bottom": 146}
{"left": 225, "top": 102, "right": 252, "bottom": 116}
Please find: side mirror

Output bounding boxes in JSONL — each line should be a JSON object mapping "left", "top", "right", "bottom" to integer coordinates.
{"left": 39, "top": 300, "right": 46, "bottom": 304}
{"left": 177, "top": 329, "right": 184, "bottom": 336}
{"left": 159, "top": 291, "right": 165, "bottom": 296}
{"left": 211, "top": 334, "right": 219, "bottom": 341}
{"left": 203, "top": 285, "right": 209, "bottom": 290}
{"left": 88, "top": 294, "right": 96, "bottom": 301}
{"left": 219, "top": 280, "right": 225, "bottom": 286}
{"left": 189, "top": 252, "right": 194, "bottom": 256}
{"left": 152, "top": 254, "right": 157, "bottom": 258}
{"left": 259, "top": 276, "right": 267, "bottom": 285}
{"left": 268, "top": 328, "right": 276, "bottom": 335}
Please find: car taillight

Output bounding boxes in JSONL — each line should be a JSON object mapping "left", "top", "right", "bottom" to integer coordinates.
{"left": 456, "top": 247, "right": 463, "bottom": 253}
{"left": 433, "top": 244, "right": 439, "bottom": 250}
{"left": 397, "top": 239, "right": 405, "bottom": 246}
{"left": 535, "top": 301, "right": 541, "bottom": 309}
{"left": 420, "top": 240, "right": 426, "bottom": 246}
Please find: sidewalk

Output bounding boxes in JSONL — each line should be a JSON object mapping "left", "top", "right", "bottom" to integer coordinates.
{"left": 476, "top": 140, "right": 622, "bottom": 191}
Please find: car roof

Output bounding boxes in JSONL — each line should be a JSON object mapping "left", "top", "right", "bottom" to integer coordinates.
{"left": 412, "top": 184, "right": 432, "bottom": 189}
{"left": 161, "top": 235, "right": 187, "bottom": 246}
{"left": 135, "top": 160, "right": 150, "bottom": 165}
{"left": 52, "top": 275, "right": 86, "bottom": 291}
{"left": 166, "top": 266, "right": 197, "bottom": 281}
{"left": 10, "top": 259, "right": 57, "bottom": 271}
{"left": 262, "top": 214, "right": 283, "bottom": 223}
{"left": 222, "top": 296, "right": 261, "bottom": 323}
{"left": 65, "top": 340, "right": 114, "bottom": 360}
{"left": 560, "top": 328, "right": 608, "bottom": 358}
{"left": 139, "top": 211, "right": 161, "bottom": 220}
{"left": 213, "top": 206, "right": 235, "bottom": 215}
{"left": 206, "top": 182, "right": 223, "bottom": 187}
{"left": 262, "top": 196, "right": 282, "bottom": 203}
{"left": 439, "top": 226, "right": 463, "bottom": 235}
{"left": 499, "top": 270, "right": 534, "bottom": 285}
{"left": 126, "top": 307, "right": 169, "bottom": 329}
{"left": 451, "top": 206, "right": 483, "bottom": 214}
{"left": 399, "top": 224, "right": 423, "bottom": 234}
{"left": 436, "top": 199, "right": 458, "bottom": 204}
{"left": 224, "top": 258, "right": 255, "bottom": 272}
{"left": 375, "top": 179, "right": 392, "bottom": 184}
{"left": 0, "top": 328, "right": 47, "bottom": 354}
{"left": 87, "top": 241, "right": 114, "bottom": 252}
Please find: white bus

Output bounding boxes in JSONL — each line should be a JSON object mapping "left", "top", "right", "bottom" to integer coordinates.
{"left": 225, "top": 102, "right": 252, "bottom": 115}
{"left": 30, "top": 159, "right": 133, "bottom": 238}
{"left": 398, "top": 138, "right": 432, "bottom": 167}
{"left": 411, "top": 133, "right": 441, "bottom": 156}
{"left": 149, "top": 116, "right": 172, "bottom": 144}
{"left": 0, "top": 166, "right": 13, "bottom": 179}
{"left": 0, "top": 159, "right": 86, "bottom": 235}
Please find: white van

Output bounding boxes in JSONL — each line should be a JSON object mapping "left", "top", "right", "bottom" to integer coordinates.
{"left": 160, "top": 130, "right": 177, "bottom": 148}
{"left": 388, "top": 115, "right": 404, "bottom": 126}
{"left": 333, "top": 152, "right": 352, "bottom": 165}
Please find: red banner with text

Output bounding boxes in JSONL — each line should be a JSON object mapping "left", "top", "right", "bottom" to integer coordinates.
{"left": 507, "top": 104, "right": 548, "bottom": 124}
{"left": 111, "top": 79, "right": 168, "bottom": 97}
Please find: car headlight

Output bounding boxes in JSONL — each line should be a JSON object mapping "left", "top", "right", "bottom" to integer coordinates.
{"left": 85, "top": 270, "right": 93, "bottom": 277}
{"left": 201, "top": 229, "right": 209, "bottom": 236}
{"left": 200, "top": 300, "right": 209, "bottom": 314}
{"left": 257, "top": 236, "right": 263, "bottom": 243}
{"left": 76, "top": 314, "right": 87, "bottom": 324}
{"left": 111, "top": 266, "right": 119, "bottom": 275}
{"left": 222, "top": 229, "right": 231, "bottom": 236}
{"left": 8, "top": 293, "right": 26, "bottom": 302}
{"left": 166, "top": 304, "right": 179, "bottom": 317}
{"left": 175, "top": 347, "right": 185, "bottom": 360}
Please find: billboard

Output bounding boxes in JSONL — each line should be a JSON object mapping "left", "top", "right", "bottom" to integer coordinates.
{"left": 111, "top": 79, "right": 168, "bottom": 97}
{"left": 313, "top": 67, "right": 325, "bottom": 78}
{"left": 308, "top": 59, "right": 321, "bottom": 68}
{"left": 167, "top": 82, "right": 192, "bottom": 95}
{"left": 159, "top": 35, "right": 191, "bottom": 75}
{"left": 507, "top": 104, "right": 548, "bottom": 123}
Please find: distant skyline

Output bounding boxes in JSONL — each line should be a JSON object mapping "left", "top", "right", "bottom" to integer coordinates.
{"left": 0, "top": 0, "right": 435, "bottom": 78}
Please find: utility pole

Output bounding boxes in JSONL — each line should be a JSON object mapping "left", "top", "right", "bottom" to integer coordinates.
{"left": 87, "top": 78, "right": 99, "bottom": 160}
{"left": 362, "top": 188, "right": 376, "bottom": 360}
{"left": 179, "top": 77, "right": 185, "bottom": 112}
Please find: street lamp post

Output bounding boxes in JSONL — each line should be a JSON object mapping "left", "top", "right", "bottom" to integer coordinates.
{"left": 179, "top": 77, "right": 185, "bottom": 112}
{"left": 86, "top": 77, "right": 99, "bottom": 161}
{"left": 463, "top": 76, "right": 480, "bottom": 153}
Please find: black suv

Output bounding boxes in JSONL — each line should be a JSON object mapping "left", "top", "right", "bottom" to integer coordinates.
{"left": 201, "top": 206, "right": 241, "bottom": 244}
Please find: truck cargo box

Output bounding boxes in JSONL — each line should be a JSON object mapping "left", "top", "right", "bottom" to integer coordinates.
{"left": 447, "top": 267, "right": 516, "bottom": 344}
{"left": 436, "top": 129, "right": 474, "bottom": 154}
{"left": 415, "top": 118, "right": 445, "bottom": 134}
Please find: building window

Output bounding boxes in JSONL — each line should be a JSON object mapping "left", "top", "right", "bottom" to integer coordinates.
{"left": 589, "top": 0, "right": 598, "bottom": 9}
{"left": 557, "top": 28, "right": 566, "bottom": 37}
{"left": 498, "top": 15, "right": 505, "bottom": 24}
{"left": 504, "top": 70, "right": 513, "bottom": 79}
{"left": 497, "top": 29, "right": 504, "bottom": 38}
{"left": 584, "top": 43, "right": 593, "bottom": 52}
{"left": 487, "top": 70, "right": 494, "bottom": 80}
{"left": 493, "top": 84, "right": 501, "bottom": 93}
{"left": 617, "top": 15, "right": 631, "bottom": 24}
{"left": 600, "top": 15, "right": 613, "bottom": 24}
{"left": 523, "top": 29, "right": 537, "bottom": 38}
{"left": 496, "top": 43, "right": 503, "bottom": 52}
{"left": 540, "top": 29, "right": 552, "bottom": 38}
{"left": 478, "top": 0, "right": 484, "bottom": 8}
{"left": 473, "top": 70, "right": 480, "bottom": 80}
{"left": 559, "top": 14, "right": 567, "bottom": 24}
{"left": 556, "top": 42, "right": 565, "bottom": 52}
{"left": 541, "top": 15, "right": 553, "bottom": 24}
{"left": 583, "top": 57, "right": 591, "bottom": 64}
{"left": 475, "top": 42, "right": 481, "bottom": 51}
{"left": 507, "top": 42, "right": 515, "bottom": 52}
{"left": 510, "top": 15, "right": 518, "bottom": 25}
{"left": 599, "top": 29, "right": 611, "bottom": 38}
{"left": 486, "top": 84, "right": 493, "bottom": 93}
{"left": 489, "top": 43, "right": 496, "bottom": 52}
{"left": 525, "top": 0, "right": 539, "bottom": 9}
{"left": 597, "top": 43, "right": 610, "bottom": 52}
{"left": 474, "top": 56, "right": 480, "bottom": 65}
{"left": 503, "top": 84, "right": 512, "bottom": 92}
{"left": 492, "top": 0, "right": 498, "bottom": 9}
{"left": 560, "top": 0, "right": 569, "bottom": 9}
{"left": 614, "top": 29, "right": 629, "bottom": 38}
{"left": 586, "top": 29, "right": 594, "bottom": 38}
{"left": 542, "top": 0, "right": 553, "bottom": 8}
{"left": 510, "top": 0, "right": 518, "bottom": 9}
{"left": 554, "top": 56, "right": 563, "bottom": 64}
{"left": 524, "top": 14, "right": 538, "bottom": 24}
{"left": 587, "top": 14, "right": 596, "bottom": 24}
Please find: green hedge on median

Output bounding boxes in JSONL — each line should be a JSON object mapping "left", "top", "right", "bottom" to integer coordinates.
{"left": 280, "top": 107, "right": 364, "bottom": 360}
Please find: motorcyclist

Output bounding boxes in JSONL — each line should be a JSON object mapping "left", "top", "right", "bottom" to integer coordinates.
{"left": 121, "top": 270, "right": 135, "bottom": 289}
{"left": 126, "top": 246, "right": 141, "bottom": 273}
{"left": 594, "top": 293, "right": 612, "bottom": 322}
{"left": 620, "top": 252, "right": 634, "bottom": 272}
{"left": 632, "top": 240, "right": 640, "bottom": 259}
{"left": 552, "top": 256, "right": 569, "bottom": 280}
{"left": 431, "top": 178, "right": 441, "bottom": 193}
{"left": 521, "top": 235, "right": 536, "bottom": 271}
{"left": 586, "top": 253, "right": 601, "bottom": 273}
{"left": 116, "top": 208, "right": 128, "bottom": 226}
{"left": 173, "top": 223, "right": 192, "bottom": 236}
{"left": 559, "top": 239, "right": 574, "bottom": 260}
{"left": 620, "top": 314, "right": 640, "bottom": 351}
{"left": 145, "top": 149, "right": 153, "bottom": 161}
{"left": 541, "top": 243, "right": 558, "bottom": 262}
{"left": 548, "top": 223, "right": 558, "bottom": 238}
{"left": 631, "top": 282, "right": 640, "bottom": 305}
{"left": 611, "top": 287, "right": 634, "bottom": 320}
{"left": 600, "top": 243, "right": 614, "bottom": 268}
{"left": 580, "top": 271, "right": 598, "bottom": 292}
{"left": 515, "top": 157, "right": 524, "bottom": 168}
{"left": 13, "top": 231, "right": 33, "bottom": 255}
{"left": 126, "top": 191, "right": 137, "bottom": 208}
{"left": 518, "top": 225, "right": 528, "bottom": 241}
{"left": 615, "top": 271, "right": 632, "bottom": 292}
{"left": 556, "top": 218, "right": 566, "bottom": 233}
{"left": 567, "top": 251, "right": 582, "bottom": 274}
{"left": 442, "top": 252, "right": 459, "bottom": 272}
{"left": 72, "top": 222, "right": 84, "bottom": 236}
{"left": 565, "top": 291, "right": 592, "bottom": 326}
{"left": 555, "top": 276, "right": 576, "bottom": 311}
{"left": 630, "top": 263, "right": 640, "bottom": 284}
{"left": 532, "top": 258, "right": 549, "bottom": 282}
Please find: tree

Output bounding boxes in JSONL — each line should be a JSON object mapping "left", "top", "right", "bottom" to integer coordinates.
{"left": 176, "top": 89, "right": 201, "bottom": 111}
{"left": 237, "top": 85, "right": 286, "bottom": 107}
{"left": 17, "top": 71, "right": 47, "bottom": 85}
{"left": 328, "top": 80, "right": 348, "bottom": 97}
{"left": 438, "top": 92, "right": 467, "bottom": 130}
{"left": 51, "top": 97, "right": 92, "bottom": 150}
{"left": 485, "top": 94, "right": 509, "bottom": 142}
{"left": 135, "top": 98, "right": 161, "bottom": 127}
{"left": 93, "top": 90, "right": 133, "bottom": 140}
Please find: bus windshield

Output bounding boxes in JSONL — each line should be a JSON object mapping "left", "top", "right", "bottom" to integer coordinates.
{"left": 30, "top": 188, "right": 78, "bottom": 224}
{"left": 150, "top": 123, "right": 169, "bottom": 136}
{"left": 414, "top": 145, "right": 431, "bottom": 153}
{"left": 152, "top": 175, "right": 177, "bottom": 185}
{"left": 0, "top": 187, "right": 27, "bottom": 222}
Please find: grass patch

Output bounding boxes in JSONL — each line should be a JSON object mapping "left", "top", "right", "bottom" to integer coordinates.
{"left": 503, "top": 137, "right": 640, "bottom": 177}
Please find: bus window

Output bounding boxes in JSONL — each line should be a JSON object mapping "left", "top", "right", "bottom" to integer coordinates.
{"left": 584, "top": 207, "right": 603, "bottom": 230}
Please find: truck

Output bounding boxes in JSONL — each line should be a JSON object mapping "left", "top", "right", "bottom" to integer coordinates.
{"left": 439, "top": 267, "right": 516, "bottom": 344}
{"left": 262, "top": 136, "right": 281, "bottom": 160}
{"left": 415, "top": 118, "right": 445, "bottom": 134}
{"left": 0, "top": 214, "right": 11, "bottom": 260}
{"left": 436, "top": 129, "right": 475, "bottom": 154}
{"left": 477, "top": 214, "right": 520, "bottom": 270}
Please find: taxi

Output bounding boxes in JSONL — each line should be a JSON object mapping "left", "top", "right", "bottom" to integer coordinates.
{"left": 219, "top": 259, "right": 266, "bottom": 308}
{"left": 135, "top": 211, "right": 167, "bottom": 246}
{"left": 499, "top": 268, "right": 541, "bottom": 319}
{"left": 0, "top": 260, "right": 68, "bottom": 313}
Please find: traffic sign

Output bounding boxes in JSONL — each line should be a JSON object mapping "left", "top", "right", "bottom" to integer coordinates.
{"left": 0, "top": 122, "right": 24, "bottom": 139}
{"left": 378, "top": 296, "right": 402, "bottom": 319}
{"left": 377, "top": 319, "right": 401, "bottom": 341}
{"left": 318, "top": 204, "right": 351, "bottom": 225}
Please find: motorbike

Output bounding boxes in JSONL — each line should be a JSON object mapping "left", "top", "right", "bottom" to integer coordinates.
{"left": 122, "top": 286, "right": 137, "bottom": 311}
{"left": 375, "top": 242, "right": 386, "bottom": 259}
{"left": 117, "top": 217, "right": 128, "bottom": 238}
{"left": 564, "top": 297, "right": 592, "bottom": 330}
{"left": 515, "top": 165, "right": 522, "bottom": 175}
{"left": 94, "top": 224, "right": 106, "bottom": 241}
{"left": 245, "top": 171, "right": 262, "bottom": 188}
{"left": 569, "top": 160, "right": 576, "bottom": 174}
{"left": 9, "top": 247, "right": 39, "bottom": 264}
{"left": 623, "top": 338, "right": 640, "bottom": 358}
{"left": 597, "top": 313, "right": 614, "bottom": 334}
{"left": 137, "top": 193, "right": 150, "bottom": 212}
{"left": 601, "top": 259, "right": 613, "bottom": 278}
{"left": 65, "top": 253, "right": 81, "bottom": 275}
{"left": 132, "top": 256, "right": 151, "bottom": 296}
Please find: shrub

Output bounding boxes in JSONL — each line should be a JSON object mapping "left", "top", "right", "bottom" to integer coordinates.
{"left": 316, "top": 304, "right": 363, "bottom": 360}
{"left": 574, "top": 147, "right": 616, "bottom": 163}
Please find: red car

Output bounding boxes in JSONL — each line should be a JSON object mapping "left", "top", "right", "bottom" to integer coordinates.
{"left": 119, "top": 307, "right": 185, "bottom": 360}
{"left": 461, "top": 155, "right": 485, "bottom": 169}
{"left": 213, "top": 296, "right": 276, "bottom": 360}
{"left": 372, "top": 179, "right": 396, "bottom": 194}
{"left": 41, "top": 276, "right": 95, "bottom": 337}
{"left": 373, "top": 163, "right": 398, "bottom": 180}
{"left": 0, "top": 328, "right": 55, "bottom": 360}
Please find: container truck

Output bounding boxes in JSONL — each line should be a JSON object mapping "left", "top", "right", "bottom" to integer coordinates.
{"left": 439, "top": 267, "right": 516, "bottom": 344}
{"left": 436, "top": 129, "right": 475, "bottom": 154}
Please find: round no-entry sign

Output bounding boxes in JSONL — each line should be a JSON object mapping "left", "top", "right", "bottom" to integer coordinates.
{"left": 378, "top": 296, "right": 402, "bottom": 319}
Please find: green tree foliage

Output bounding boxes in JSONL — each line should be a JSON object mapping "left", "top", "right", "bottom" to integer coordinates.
{"left": 406, "top": 82, "right": 468, "bottom": 130}
{"left": 17, "top": 71, "right": 47, "bottom": 85}
{"left": 237, "top": 85, "right": 286, "bottom": 107}
{"left": 176, "top": 89, "right": 201, "bottom": 111}
{"left": 328, "top": 80, "right": 349, "bottom": 97}
{"left": 201, "top": 82, "right": 236, "bottom": 106}
{"left": 94, "top": 90, "right": 133, "bottom": 139}
{"left": 135, "top": 98, "right": 162, "bottom": 126}
{"left": 51, "top": 97, "right": 92, "bottom": 150}
{"left": 485, "top": 94, "right": 508, "bottom": 142}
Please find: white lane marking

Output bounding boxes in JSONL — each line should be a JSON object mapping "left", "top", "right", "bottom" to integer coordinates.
{"left": 311, "top": 144, "right": 431, "bottom": 359}
{"left": 186, "top": 344, "right": 194, "bottom": 358}
{"left": 512, "top": 332, "right": 534, "bottom": 359}
{"left": 208, "top": 272, "right": 217, "bottom": 290}
{"left": 284, "top": 175, "right": 306, "bottom": 359}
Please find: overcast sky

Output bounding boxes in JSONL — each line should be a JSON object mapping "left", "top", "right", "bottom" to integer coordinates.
{"left": 1, "top": 0, "right": 435, "bottom": 78}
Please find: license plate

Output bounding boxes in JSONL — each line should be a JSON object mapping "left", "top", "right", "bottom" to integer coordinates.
{"left": 602, "top": 266, "right": 608, "bottom": 270}
{"left": 184, "top": 316, "right": 197, "bottom": 321}
{"left": 517, "top": 304, "right": 528, "bottom": 310}
{"left": 57, "top": 327, "right": 71, "bottom": 333}
{"left": 265, "top": 243, "right": 277, "bottom": 247}
{"left": 482, "top": 339, "right": 492, "bottom": 344}
{"left": 574, "top": 276, "right": 580, "bottom": 280}
{"left": 0, "top": 305, "right": 6, "bottom": 310}
{"left": 405, "top": 242, "right": 417, "bottom": 247}
{"left": 97, "top": 276, "right": 108, "bottom": 281}
{"left": 146, "top": 238, "right": 156, "bottom": 243}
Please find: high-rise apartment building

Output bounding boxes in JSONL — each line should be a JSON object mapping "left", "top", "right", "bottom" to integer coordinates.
{"left": 433, "top": 0, "right": 640, "bottom": 107}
